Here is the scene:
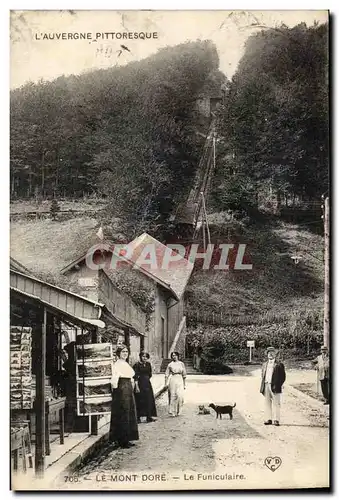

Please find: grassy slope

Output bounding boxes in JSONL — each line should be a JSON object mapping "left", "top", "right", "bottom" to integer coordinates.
{"left": 10, "top": 202, "right": 324, "bottom": 320}
{"left": 10, "top": 199, "right": 131, "bottom": 284}
{"left": 10, "top": 217, "right": 100, "bottom": 281}
{"left": 10, "top": 198, "right": 107, "bottom": 214}
{"left": 186, "top": 216, "right": 324, "bottom": 318}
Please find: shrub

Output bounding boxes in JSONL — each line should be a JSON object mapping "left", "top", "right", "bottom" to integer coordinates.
{"left": 50, "top": 199, "right": 60, "bottom": 220}
{"left": 200, "top": 358, "right": 233, "bottom": 375}
{"left": 188, "top": 316, "right": 323, "bottom": 364}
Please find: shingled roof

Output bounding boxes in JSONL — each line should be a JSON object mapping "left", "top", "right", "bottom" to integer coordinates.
{"left": 123, "top": 233, "right": 194, "bottom": 300}
{"left": 10, "top": 256, "right": 34, "bottom": 275}
{"left": 60, "top": 232, "right": 194, "bottom": 301}
{"left": 11, "top": 219, "right": 194, "bottom": 301}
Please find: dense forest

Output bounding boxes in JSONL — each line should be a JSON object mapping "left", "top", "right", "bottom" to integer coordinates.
{"left": 212, "top": 22, "right": 328, "bottom": 217}
{"left": 11, "top": 22, "right": 329, "bottom": 233}
{"left": 10, "top": 40, "right": 223, "bottom": 233}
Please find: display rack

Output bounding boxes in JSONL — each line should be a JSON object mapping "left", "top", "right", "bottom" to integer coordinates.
{"left": 76, "top": 343, "right": 113, "bottom": 416}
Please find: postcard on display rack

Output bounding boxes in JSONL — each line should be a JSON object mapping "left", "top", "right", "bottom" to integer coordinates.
{"left": 10, "top": 9, "right": 330, "bottom": 492}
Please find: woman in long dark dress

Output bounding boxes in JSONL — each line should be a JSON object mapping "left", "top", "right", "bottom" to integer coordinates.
{"left": 109, "top": 345, "right": 139, "bottom": 448}
{"left": 133, "top": 352, "right": 157, "bottom": 423}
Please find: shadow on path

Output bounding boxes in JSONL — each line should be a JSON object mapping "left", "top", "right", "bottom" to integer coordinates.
{"left": 281, "top": 423, "right": 328, "bottom": 429}
{"left": 77, "top": 398, "right": 263, "bottom": 475}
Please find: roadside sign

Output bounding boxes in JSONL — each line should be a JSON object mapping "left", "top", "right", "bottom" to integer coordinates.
{"left": 247, "top": 340, "right": 255, "bottom": 363}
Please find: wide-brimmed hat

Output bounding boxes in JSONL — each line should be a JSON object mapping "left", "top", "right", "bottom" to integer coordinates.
{"left": 320, "top": 345, "right": 328, "bottom": 351}
{"left": 266, "top": 346, "right": 277, "bottom": 353}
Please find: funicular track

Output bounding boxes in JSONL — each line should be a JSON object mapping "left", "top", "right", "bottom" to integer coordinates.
{"left": 172, "top": 118, "right": 217, "bottom": 237}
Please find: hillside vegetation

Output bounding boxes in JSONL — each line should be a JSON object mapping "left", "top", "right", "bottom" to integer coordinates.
{"left": 10, "top": 40, "right": 224, "bottom": 238}
{"left": 183, "top": 22, "right": 328, "bottom": 343}
{"left": 212, "top": 22, "right": 328, "bottom": 217}
{"left": 10, "top": 23, "right": 328, "bottom": 343}
{"left": 11, "top": 210, "right": 324, "bottom": 319}
{"left": 185, "top": 216, "right": 324, "bottom": 319}
{"left": 10, "top": 217, "right": 99, "bottom": 282}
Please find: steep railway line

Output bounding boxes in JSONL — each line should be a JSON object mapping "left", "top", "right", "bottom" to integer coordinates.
{"left": 171, "top": 118, "right": 218, "bottom": 239}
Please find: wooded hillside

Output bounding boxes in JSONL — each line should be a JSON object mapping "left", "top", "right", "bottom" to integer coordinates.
{"left": 212, "top": 22, "right": 328, "bottom": 218}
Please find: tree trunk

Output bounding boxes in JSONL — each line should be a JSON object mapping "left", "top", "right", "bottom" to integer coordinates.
{"left": 41, "top": 150, "right": 45, "bottom": 197}
{"left": 28, "top": 169, "right": 32, "bottom": 197}
{"left": 276, "top": 190, "right": 282, "bottom": 213}
{"left": 55, "top": 150, "right": 59, "bottom": 192}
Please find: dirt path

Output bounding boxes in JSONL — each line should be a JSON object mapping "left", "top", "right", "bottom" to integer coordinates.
{"left": 57, "top": 373, "right": 329, "bottom": 491}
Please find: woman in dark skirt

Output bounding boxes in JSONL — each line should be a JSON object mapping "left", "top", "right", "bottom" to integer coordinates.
{"left": 109, "top": 345, "right": 139, "bottom": 449}
{"left": 133, "top": 352, "right": 157, "bottom": 423}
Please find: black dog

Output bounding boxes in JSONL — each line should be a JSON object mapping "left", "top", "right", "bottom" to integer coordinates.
{"left": 209, "top": 403, "right": 236, "bottom": 420}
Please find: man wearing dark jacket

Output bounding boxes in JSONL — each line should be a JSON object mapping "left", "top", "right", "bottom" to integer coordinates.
{"left": 260, "top": 347, "right": 286, "bottom": 426}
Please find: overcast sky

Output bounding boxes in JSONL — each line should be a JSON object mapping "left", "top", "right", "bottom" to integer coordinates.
{"left": 10, "top": 10, "right": 328, "bottom": 89}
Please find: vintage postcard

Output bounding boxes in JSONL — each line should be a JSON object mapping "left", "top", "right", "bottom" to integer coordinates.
{"left": 10, "top": 10, "right": 330, "bottom": 491}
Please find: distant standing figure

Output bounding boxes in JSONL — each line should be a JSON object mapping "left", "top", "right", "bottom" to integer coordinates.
{"left": 109, "top": 345, "right": 139, "bottom": 448}
{"left": 312, "top": 345, "right": 329, "bottom": 405}
{"left": 133, "top": 352, "right": 157, "bottom": 423}
{"left": 196, "top": 347, "right": 202, "bottom": 372}
{"left": 260, "top": 347, "right": 286, "bottom": 426}
{"left": 165, "top": 352, "right": 187, "bottom": 417}
{"left": 193, "top": 352, "right": 198, "bottom": 370}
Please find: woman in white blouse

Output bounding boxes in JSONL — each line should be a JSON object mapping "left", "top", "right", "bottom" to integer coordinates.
{"left": 109, "top": 345, "right": 139, "bottom": 448}
{"left": 165, "top": 351, "right": 187, "bottom": 417}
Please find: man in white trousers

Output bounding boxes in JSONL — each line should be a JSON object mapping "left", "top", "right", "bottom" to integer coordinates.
{"left": 260, "top": 347, "right": 286, "bottom": 426}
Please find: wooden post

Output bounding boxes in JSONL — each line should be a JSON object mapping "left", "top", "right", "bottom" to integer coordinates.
{"left": 56, "top": 318, "right": 62, "bottom": 372}
{"left": 323, "top": 197, "right": 330, "bottom": 348}
{"left": 45, "top": 401, "right": 50, "bottom": 456}
{"left": 35, "top": 307, "right": 46, "bottom": 476}
{"left": 201, "top": 192, "right": 211, "bottom": 248}
{"left": 90, "top": 414, "right": 98, "bottom": 436}
{"left": 124, "top": 328, "right": 130, "bottom": 350}
{"left": 13, "top": 449, "right": 18, "bottom": 471}
{"left": 202, "top": 218, "right": 206, "bottom": 251}
{"left": 59, "top": 408, "right": 65, "bottom": 444}
{"left": 90, "top": 328, "right": 98, "bottom": 436}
